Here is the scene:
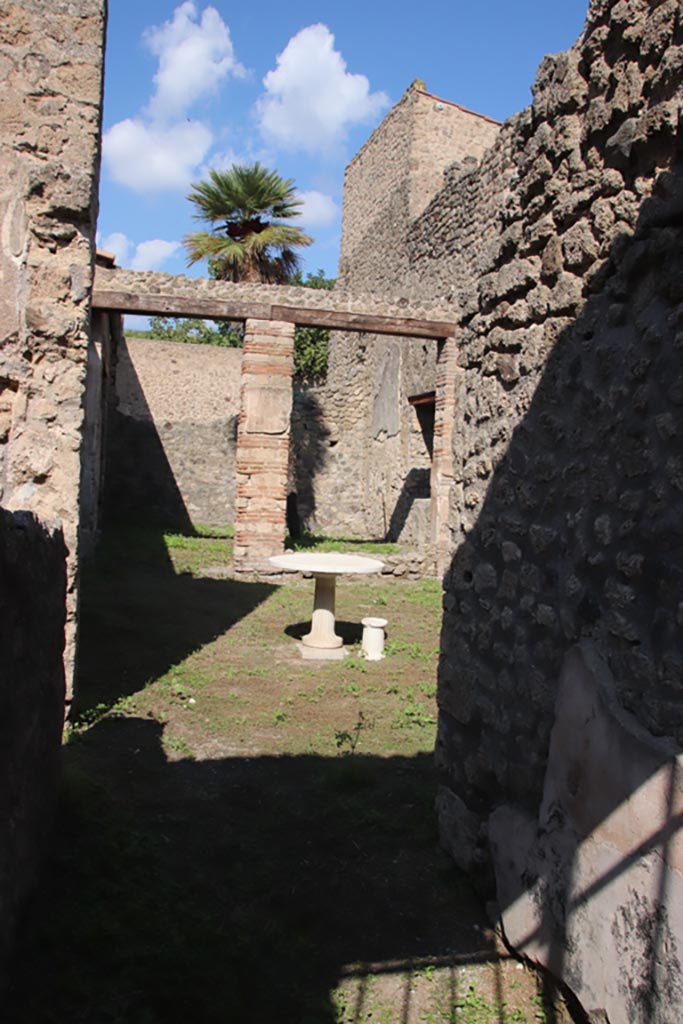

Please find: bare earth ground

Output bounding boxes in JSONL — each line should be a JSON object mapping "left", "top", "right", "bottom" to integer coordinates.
{"left": 5, "top": 527, "right": 575, "bottom": 1024}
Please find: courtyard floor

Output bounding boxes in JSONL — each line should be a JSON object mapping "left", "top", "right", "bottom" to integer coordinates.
{"left": 6, "top": 526, "right": 572, "bottom": 1023}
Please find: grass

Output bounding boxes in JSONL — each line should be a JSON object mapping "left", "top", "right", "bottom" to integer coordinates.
{"left": 286, "top": 530, "right": 401, "bottom": 556}
{"left": 4, "top": 526, "right": 574, "bottom": 1024}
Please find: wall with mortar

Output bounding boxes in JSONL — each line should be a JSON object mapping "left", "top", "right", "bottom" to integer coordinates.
{"left": 104, "top": 336, "right": 242, "bottom": 528}
{"left": 404, "top": 0, "right": 683, "bottom": 1019}
{"left": 302, "top": 87, "right": 500, "bottom": 545}
{"left": 0, "top": 0, "right": 105, "bottom": 688}
{"left": 0, "top": 0, "right": 103, "bottom": 980}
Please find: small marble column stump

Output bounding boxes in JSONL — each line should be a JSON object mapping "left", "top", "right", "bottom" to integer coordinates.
{"left": 233, "top": 318, "right": 295, "bottom": 574}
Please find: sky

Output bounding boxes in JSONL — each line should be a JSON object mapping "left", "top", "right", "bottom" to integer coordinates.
{"left": 98, "top": 0, "right": 590, "bottom": 295}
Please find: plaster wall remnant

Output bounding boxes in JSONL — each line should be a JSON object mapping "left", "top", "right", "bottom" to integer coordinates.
{"left": 0, "top": 0, "right": 105, "bottom": 693}
{"left": 302, "top": 85, "right": 498, "bottom": 547}
{"left": 104, "top": 337, "right": 242, "bottom": 528}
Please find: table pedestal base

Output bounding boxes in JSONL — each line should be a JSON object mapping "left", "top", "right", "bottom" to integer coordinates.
{"left": 301, "top": 573, "right": 343, "bottom": 649}
{"left": 297, "top": 642, "right": 347, "bottom": 661}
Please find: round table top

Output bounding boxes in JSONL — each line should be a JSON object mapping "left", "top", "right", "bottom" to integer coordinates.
{"left": 269, "top": 552, "right": 385, "bottom": 575}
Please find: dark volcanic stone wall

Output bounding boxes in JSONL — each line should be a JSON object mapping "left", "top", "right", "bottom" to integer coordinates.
{"left": 413, "top": 4, "right": 683, "bottom": 1015}
{"left": 410, "top": 0, "right": 683, "bottom": 849}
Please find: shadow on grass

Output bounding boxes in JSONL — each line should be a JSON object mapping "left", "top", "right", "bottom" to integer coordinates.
{"left": 285, "top": 620, "right": 364, "bottom": 646}
{"left": 74, "top": 525, "right": 274, "bottom": 718}
{"left": 5, "top": 716, "right": 505, "bottom": 1024}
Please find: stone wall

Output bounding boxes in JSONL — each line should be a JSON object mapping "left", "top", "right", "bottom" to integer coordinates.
{"left": 0, "top": 0, "right": 105, "bottom": 686}
{"left": 105, "top": 336, "right": 242, "bottom": 528}
{"left": 301, "top": 86, "right": 499, "bottom": 544}
{"left": 413, "top": 0, "right": 683, "bottom": 1019}
{"left": 0, "top": 510, "right": 67, "bottom": 987}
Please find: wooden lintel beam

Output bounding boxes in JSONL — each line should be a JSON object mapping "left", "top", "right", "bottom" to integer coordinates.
{"left": 91, "top": 290, "right": 271, "bottom": 323}
{"left": 271, "top": 305, "right": 454, "bottom": 339}
{"left": 408, "top": 391, "right": 437, "bottom": 406}
{"left": 91, "top": 290, "right": 455, "bottom": 340}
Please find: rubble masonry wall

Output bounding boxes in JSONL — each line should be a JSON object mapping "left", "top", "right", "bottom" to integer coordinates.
{"left": 303, "top": 88, "right": 500, "bottom": 542}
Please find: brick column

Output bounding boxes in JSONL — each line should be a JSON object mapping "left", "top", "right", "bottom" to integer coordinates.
{"left": 431, "top": 337, "right": 462, "bottom": 577}
{"left": 233, "top": 319, "right": 295, "bottom": 574}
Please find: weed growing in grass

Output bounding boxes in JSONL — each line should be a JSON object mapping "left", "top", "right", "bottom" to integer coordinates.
{"left": 384, "top": 638, "right": 430, "bottom": 660}
{"left": 393, "top": 699, "right": 434, "bottom": 729}
{"left": 163, "top": 734, "right": 194, "bottom": 759}
{"left": 334, "top": 711, "right": 367, "bottom": 755}
{"left": 273, "top": 708, "right": 288, "bottom": 724}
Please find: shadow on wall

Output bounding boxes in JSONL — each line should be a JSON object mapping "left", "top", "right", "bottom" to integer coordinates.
{"left": 385, "top": 466, "right": 431, "bottom": 543}
{"left": 290, "top": 389, "right": 330, "bottom": 535}
{"left": 438, "top": 161, "right": 683, "bottom": 1021}
{"left": 104, "top": 339, "right": 195, "bottom": 532}
{"left": 5, "top": 716, "right": 528, "bottom": 1024}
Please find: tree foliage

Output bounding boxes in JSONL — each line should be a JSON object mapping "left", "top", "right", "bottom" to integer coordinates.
{"left": 183, "top": 163, "right": 312, "bottom": 283}
{"left": 132, "top": 317, "right": 242, "bottom": 347}
{"left": 292, "top": 269, "right": 335, "bottom": 385}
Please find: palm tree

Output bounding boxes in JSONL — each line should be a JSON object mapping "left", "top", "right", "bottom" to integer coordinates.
{"left": 183, "top": 163, "right": 313, "bottom": 283}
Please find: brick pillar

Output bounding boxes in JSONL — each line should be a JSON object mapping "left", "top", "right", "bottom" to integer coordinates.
{"left": 233, "top": 319, "right": 295, "bottom": 574}
{"left": 431, "top": 337, "right": 462, "bottom": 577}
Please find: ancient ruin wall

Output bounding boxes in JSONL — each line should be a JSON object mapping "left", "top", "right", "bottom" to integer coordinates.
{"left": 0, "top": 511, "right": 66, "bottom": 984}
{"left": 339, "top": 86, "right": 501, "bottom": 288}
{"left": 0, "top": 0, "right": 105, "bottom": 685}
{"left": 409, "top": 0, "right": 683, "bottom": 1018}
{"left": 105, "top": 337, "right": 242, "bottom": 528}
{"left": 306, "top": 88, "right": 499, "bottom": 542}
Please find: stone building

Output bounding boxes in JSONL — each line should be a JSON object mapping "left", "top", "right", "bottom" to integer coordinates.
{"left": 292, "top": 86, "right": 500, "bottom": 553}
{"left": 1, "top": 0, "right": 683, "bottom": 1019}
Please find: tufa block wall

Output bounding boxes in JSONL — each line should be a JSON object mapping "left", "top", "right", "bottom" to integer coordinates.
{"left": 0, "top": 0, "right": 105, "bottom": 688}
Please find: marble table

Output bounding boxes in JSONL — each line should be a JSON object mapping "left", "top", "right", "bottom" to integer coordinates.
{"left": 269, "top": 552, "right": 384, "bottom": 654}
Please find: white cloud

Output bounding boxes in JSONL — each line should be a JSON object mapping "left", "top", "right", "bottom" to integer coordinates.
{"left": 296, "top": 190, "right": 339, "bottom": 228}
{"left": 102, "top": 117, "right": 212, "bottom": 192}
{"left": 99, "top": 231, "right": 130, "bottom": 266}
{"left": 256, "top": 24, "right": 389, "bottom": 155}
{"left": 131, "top": 239, "right": 181, "bottom": 271}
{"left": 198, "top": 146, "right": 242, "bottom": 178}
{"left": 103, "top": 4, "right": 246, "bottom": 194}
{"left": 98, "top": 233, "right": 180, "bottom": 272}
{"left": 144, "top": 2, "right": 245, "bottom": 121}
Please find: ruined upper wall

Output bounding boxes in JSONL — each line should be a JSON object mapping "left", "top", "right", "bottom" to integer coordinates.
{"left": 0, "top": 0, "right": 105, "bottom": 679}
{"left": 339, "top": 85, "right": 501, "bottom": 292}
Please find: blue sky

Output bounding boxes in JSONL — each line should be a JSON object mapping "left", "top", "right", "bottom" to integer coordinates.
{"left": 98, "top": 0, "right": 589, "bottom": 288}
